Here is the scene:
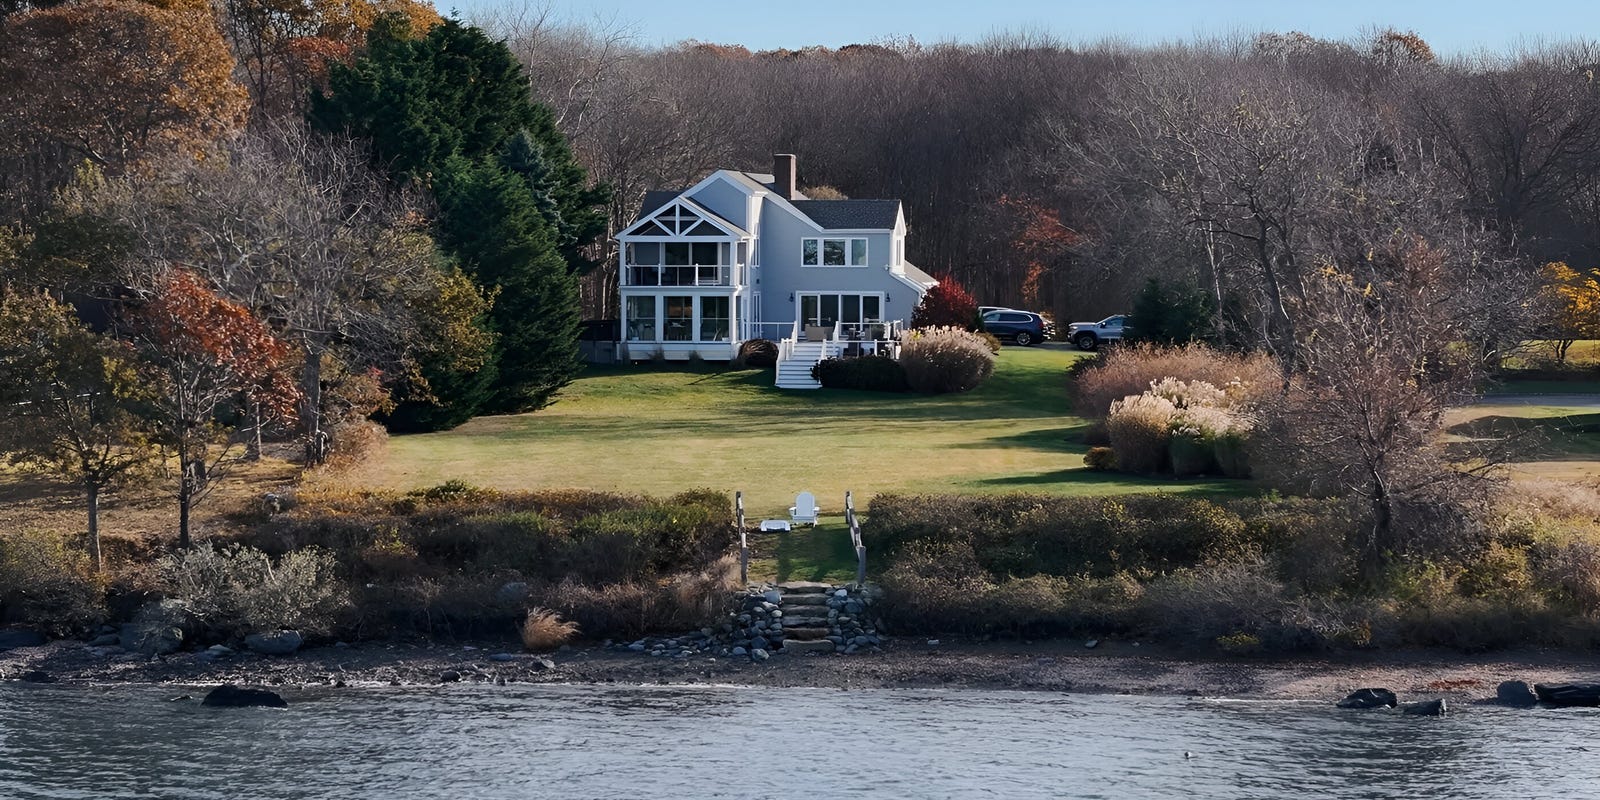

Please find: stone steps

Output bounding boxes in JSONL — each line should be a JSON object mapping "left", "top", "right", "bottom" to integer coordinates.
{"left": 781, "top": 639, "right": 836, "bottom": 654}
{"left": 781, "top": 604, "right": 830, "bottom": 617}
{"left": 783, "top": 626, "right": 830, "bottom": 640}
{"left": 779, "top": 616, "right": 830, "bottom": 628}
{"left": 777, "top": 581, "right": 834, "bottom": 592}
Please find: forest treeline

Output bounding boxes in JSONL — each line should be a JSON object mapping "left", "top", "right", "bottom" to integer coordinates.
{"left": 485, "top": 19, "right": 1600, "bottom": 326}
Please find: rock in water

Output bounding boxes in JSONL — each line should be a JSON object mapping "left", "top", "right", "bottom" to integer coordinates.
{"left": 0, "top": 630, "right": 46, "bottom": 651}
{"left": 19, "top": 670, "right": 55, "bottom": 684}
{"left": 244, "top": 630, "right": 304, "bottom": 656}
{"left": 751, "top": 649, "right": 770, "bottom": 662}
{"left": 1336, "top": 688, "right": 1398, "bottom": 709}
{"left": 1495, "top": 680, "right": 1538, "bottom": 708}
{"left": 439, "top": 671, "right": 461, "bottom": 683}
{"left": 202, "top": 685, "right": 287, "bottom": 708}
{"left": 1402, "top": 698, "right": 1447, "bottom": 716}
{"left": 1534, "top": 682, "right": 1600, "bottom": 707}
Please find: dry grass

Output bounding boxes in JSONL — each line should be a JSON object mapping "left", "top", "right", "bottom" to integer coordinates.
{"left": 1071, "top": 343, "right": 1276, "bottom": 420}
{"left": 519, "top": 607, "right": 579, "bottom": 651}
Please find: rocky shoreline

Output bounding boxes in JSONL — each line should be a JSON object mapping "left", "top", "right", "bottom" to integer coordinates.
{"left": 5, "top": 631, "right": 1599, "bottom": 707}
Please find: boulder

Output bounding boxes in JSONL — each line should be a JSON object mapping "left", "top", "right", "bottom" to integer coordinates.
{"left": 19, "top": 670, "right": 55, "bottom": 683}
{"left": 202, "top": 685, "right": 287, "bottom": 708}
{"left": 1495, "top": 680, "right": 1538, "bottom": 708}
{"left": 0, "top": 630, "right": 45, "bottom": 651}
{"left": 496, "top": 582, "right": 530, "bottom": 604}
{"left": 1336, "top": 688, "right": 1398, "bottom": 709}
{"left": 440, "top": 670, "right": 462, "bottom": 683}
{"left": 121, "top": 599, "right": 194, "bottom": 655}
{"left": 87, "top": 633, "right": 120, "bottom": 648}
{"left": 120, "top": 623, "right": 183, "bottom": 656}
{"left": 244, "top": 630, "right": 304, "bottom": 656}
{"left": 528, "top": 657, "right": 555, "bottom": 672}
{"left": 750, "top": 648, "right": 770, "bottom": 662}
{"left": 1534, "top": 682, "right": 1600, "bottom": 707}
{"left": 1402, "top": 699, "right": 1447, "bottom": 717}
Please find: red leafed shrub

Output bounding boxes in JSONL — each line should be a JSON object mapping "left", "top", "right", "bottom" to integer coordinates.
{"left": 911, "top": 277, "right": 980, "bottom": 331}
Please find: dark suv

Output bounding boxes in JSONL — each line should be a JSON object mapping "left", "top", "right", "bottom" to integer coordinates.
{"left": 980, "top": 309, "right": 1047, "bottom": 346}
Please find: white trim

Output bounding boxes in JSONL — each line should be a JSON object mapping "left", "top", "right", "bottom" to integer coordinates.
{"left": 617, "top": 197, "right": 747, "bottom": 239}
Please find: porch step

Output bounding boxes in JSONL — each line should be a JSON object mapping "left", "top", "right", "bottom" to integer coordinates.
{"left": 783, "top": 627, "right": 831, "bottom": 641}
{"left": 783, "top": 639, "right": 837, "bottom": 654}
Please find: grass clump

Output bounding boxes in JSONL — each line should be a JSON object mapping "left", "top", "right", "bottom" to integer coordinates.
{"left": 519, "top": 607, "right": 579, "bottom": 651}
{"left": 899, "top": 326, "right": 996, "bottom": 394}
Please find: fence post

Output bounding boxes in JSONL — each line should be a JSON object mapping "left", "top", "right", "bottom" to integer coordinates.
{"left": 736, "top": 491, "right": 748, "bottom": 586}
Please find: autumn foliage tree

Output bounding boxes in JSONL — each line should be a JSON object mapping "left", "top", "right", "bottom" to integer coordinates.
{"left": 910, "top": 277, "right": 980, "bottom": 331}
{"left": 0, "top": 0, "right": 247, "bottom": 211}
{"left": 125, "top": 272, "right": 298, "bottom": 548}
{"left": 1540, "top": 261, "right": 1600, "bottom": 363}
{"left": 0, "top": 293, "right": 160, "bottom": 570}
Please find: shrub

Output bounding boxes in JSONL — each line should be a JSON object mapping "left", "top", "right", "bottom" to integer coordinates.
{"left": 976, "top": 332, "right": 1002, "bottom": 354}
{"left": 909, "top": 278, "right": 979, "bottom": 330}
{"left": 899, "top": 326, "right": 996, "bottom": 394}
{"left": 1069, "top": 342, "right": 1275, "bottom": 420}
{"left": 1148, "top": 377, "right": 1227, "bottom": 409}
{"left": 1168, "top": 404, "right": 1238, "bottom": 476}
{"left": 540, "top": 555, "right": 739, "bottom": 639}
{"left": 1138, "top": 558, "right": 1286, "bottom": 643}
{"left": 735, "top": 339, "right": 778, "bottom": 368}
{"left": 1106, "top": 393, "right": 1176, "bottom": 474}
{"left": 1083, "top": 446, "right": 1117, "bottom": 471}
{"left": 1127, "top": 277, "right": 1215, "bottom": 345}
{"left": 812, "top": 355, "right": 909, "bottom": 392}
{"left": 520, "top": 607, "right": 578, "bottom": 651}
{"left": 1214, "top": 429, "right": 1252, "bottom": 478}
{"left": 0, "top": 530, "right": 104, "bottom": 634}
{"left": 161, "top": 544, "right": 348, "bottom": 637}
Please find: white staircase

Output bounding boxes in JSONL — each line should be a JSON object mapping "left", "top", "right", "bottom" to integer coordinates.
{"left": 776, "top": 340, "right": 826, "bottom": 389}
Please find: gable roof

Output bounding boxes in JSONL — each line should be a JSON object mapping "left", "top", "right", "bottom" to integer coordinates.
{"left": 789, "top": 199, "right": 900, "bottom": 230}
{"left": 637, "top": 189, "right": 681, "bottom": 218}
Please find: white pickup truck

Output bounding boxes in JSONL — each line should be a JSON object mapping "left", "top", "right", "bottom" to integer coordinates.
{"left": 1066, "top": 315, "right": 1128, "bottom": 351}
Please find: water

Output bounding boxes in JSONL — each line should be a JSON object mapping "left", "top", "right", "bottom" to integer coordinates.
{"left": 1, "top": 683, "right": 1596, "bottom": 799}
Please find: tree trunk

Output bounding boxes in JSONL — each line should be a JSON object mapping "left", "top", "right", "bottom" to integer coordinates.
{"left": 300, "top": 341, "right": 326, "bottom": 466}
{"left": 178, "top": 463, "right": 194, "bottom": 550}
{"left": 85, "top": 481, "right": 102, "bottom": 572}
{"left": 245, "top": 399, "right": 263, "bottom": 461}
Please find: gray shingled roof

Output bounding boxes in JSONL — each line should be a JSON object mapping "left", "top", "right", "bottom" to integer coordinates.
{"left": 790, "top": 199, "right": 901, "bottom": 230}
{"left": 637, "top": 189, "right": 681, "bottom": 218}
{"left": 902, "top": 262, "right": 938, "bottom": 288}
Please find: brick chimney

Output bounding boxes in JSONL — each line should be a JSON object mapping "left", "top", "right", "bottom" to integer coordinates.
{"left": 773, "top": 153, "right": 797, "bottom": 200}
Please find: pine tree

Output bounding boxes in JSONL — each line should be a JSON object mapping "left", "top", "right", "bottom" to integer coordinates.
{"left": 310, "top": 20, "right": 607, "bottom": 426}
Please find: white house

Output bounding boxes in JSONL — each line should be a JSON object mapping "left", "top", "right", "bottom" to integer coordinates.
{"left": 615, "top": 154, "right": 936, "bottom": 388}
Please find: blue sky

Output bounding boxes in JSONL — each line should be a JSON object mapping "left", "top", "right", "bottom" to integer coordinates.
{"left": 447, "top": 0, "right": 1593, "bottom": 54}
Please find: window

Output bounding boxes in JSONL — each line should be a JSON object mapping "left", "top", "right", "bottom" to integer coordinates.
{"left": 691, "top": 242, "right": 719, "bottom": 265}
{"left": 626, "top": 296, "right": 656, "bottom": 341}
{"left": 700, "top": 296, "right": 730, "bottom": 342}
{"left": 664, "top": 296, "right": 693, "bottom": 341}
{"left": 802, "top": 238, "right": 868, "bottom": 267}
{"left": 798, "top": 293, "right": 883, "bottom": 327}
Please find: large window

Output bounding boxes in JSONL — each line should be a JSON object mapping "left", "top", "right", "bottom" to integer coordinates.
{"left": 802, "top": 237, "right": 868, "bottom": 267}
{"left": 798, "top": 293, "right": 883, "bottom": 327}
{"left": 625, "top": 296, "right": 656, "bottom": 341}
{"left": 664, "top": 296, "right": 693, "bottom": 341}
{"left": 700, "top": 296, "right": 730, "bottom": 342}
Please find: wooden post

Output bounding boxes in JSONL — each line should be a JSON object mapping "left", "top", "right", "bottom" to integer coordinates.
{"left": 736, "top": 491, "right": 748, "bottom": 586}
{"left": 847, "top": 491, "right": 866, "bottom": 588}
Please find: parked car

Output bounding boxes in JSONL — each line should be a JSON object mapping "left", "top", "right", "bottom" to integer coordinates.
{"left": 981, "top": 309, "right": 1047, "bottom": 346}
{"left": 1067, "top": 315, "right": 1128, "bottom": 351}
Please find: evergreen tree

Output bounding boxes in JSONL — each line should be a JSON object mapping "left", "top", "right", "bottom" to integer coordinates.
{"left": 1128, "top": 278, "right": 1215, "bottom": 345}
{"left": 310, "top": 19, "right": 607, "bottom": 426}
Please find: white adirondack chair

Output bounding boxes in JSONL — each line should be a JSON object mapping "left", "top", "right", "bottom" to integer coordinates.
{"left": 789, "top": 492, "right": 820, "bottom": 525}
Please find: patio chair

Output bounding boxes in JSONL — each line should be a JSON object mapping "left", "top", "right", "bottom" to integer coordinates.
{"left": 788, "top": 492, "right": 820, "bottom": 525}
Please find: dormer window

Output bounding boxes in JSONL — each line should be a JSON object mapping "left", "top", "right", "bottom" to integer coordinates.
{"left": 803, "top": 237, "right": 867, "bottom": 267}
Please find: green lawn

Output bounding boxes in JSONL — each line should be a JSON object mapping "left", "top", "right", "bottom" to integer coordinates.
{"left": 354, "top": 346, "right": 1239, "bottom": 517}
